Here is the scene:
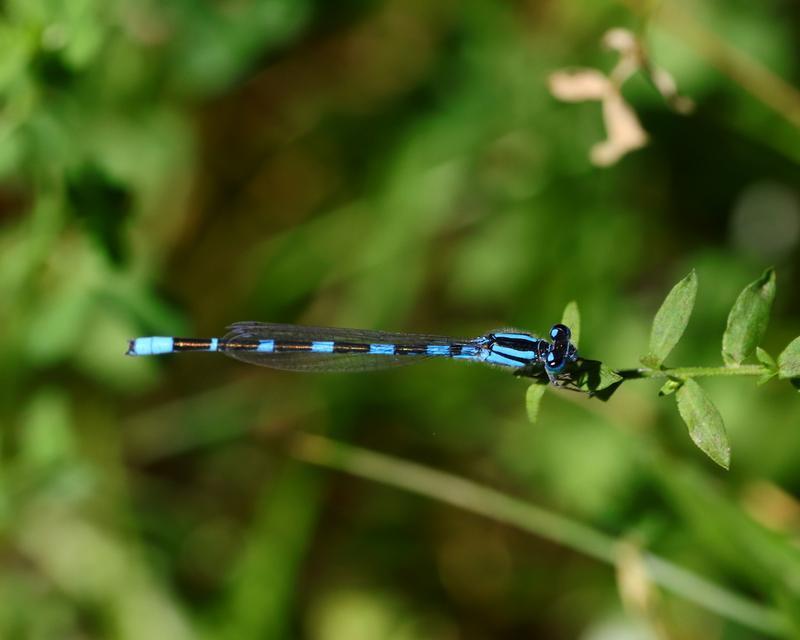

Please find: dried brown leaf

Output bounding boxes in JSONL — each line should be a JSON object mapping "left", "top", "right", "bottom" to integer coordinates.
{"left": 548, "top": 69, "right": 609, "bottom": 102}
{"left": 591, "top": 91, "right": 648, "bottom": 166}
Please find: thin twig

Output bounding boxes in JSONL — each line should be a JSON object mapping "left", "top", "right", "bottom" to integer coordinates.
{"left": 627, "top": 0, "right": 800, "bottom": 130}
{"left": 617, "top": 364, "right": 766, "bottom": 380}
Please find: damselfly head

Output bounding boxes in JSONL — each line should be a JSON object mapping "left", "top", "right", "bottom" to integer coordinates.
{"left": 543, "top": 330, "right": 578, "bottom": 376}
{"left": 549, "top": 324, "right": 571, "bottom": 343}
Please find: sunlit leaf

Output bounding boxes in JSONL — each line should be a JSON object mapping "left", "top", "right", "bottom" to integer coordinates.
{"left": 755, "top": 349, "right": 777, "bottom": 385}
{"left": 642, "top": 270, "right": 697, "bottom": 368}
{"left": 722, "top": 268, "right": 776, "bottom": 366}
{"left": 561, "top": 300, "right": 580, "bottom": 348}
{"left": 778, "top": 336, "right": 800, "bottom": 379}
{"left": 675, "top": 379, "right": 730, "bottom": 469}
{"left": 755, "top": 347, "right": 777, "bottom": 370}
{"left": 525, "top": 383, "right": 547, "bottom": 424}
{"left": 658, "top": 379, "right": 682, "bottom": 397}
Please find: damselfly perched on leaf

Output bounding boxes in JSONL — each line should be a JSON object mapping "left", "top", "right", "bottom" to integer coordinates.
{"left": 127, "top": 322, "right": 579, "bottom": 383}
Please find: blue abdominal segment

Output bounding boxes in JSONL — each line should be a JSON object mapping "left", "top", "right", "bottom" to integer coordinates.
{"left": 369, "top": 344, "right": 395, "bottom": 355}
{"left": 257, "top": 340, "right": 275, "bottom": 352}
{"left": 128, "top": 337, "right": 175, "bottom": 356}
{"left": 426, "top": 345, "right": 451, "bottom": 356}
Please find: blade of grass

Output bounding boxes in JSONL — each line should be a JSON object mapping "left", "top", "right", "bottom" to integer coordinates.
{"left": 288, "top": 432, "right": 788, "bottom": 637}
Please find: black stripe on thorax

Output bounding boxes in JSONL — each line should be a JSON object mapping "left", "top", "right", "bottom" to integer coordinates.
{"left": 492, "top": 350, "right": 531, "bottom": 365}
{"left": 492, "top": 336, "right": 542, "bottom": 351}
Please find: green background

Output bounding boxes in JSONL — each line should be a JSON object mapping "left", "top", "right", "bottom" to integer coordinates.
{"left": 1, "top": 0, "right": 800, "bottom": 637}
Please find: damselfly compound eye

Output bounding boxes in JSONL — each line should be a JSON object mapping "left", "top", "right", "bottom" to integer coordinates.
{"left": 549, "top": 324, "right": 571, "bottom": 343}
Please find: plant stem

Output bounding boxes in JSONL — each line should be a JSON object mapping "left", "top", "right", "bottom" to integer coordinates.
{"left": 288, "top": 432, "right": 789, "bottom": 637}
{"left": 617, "top": 364, "right": 766, "bottom": 380}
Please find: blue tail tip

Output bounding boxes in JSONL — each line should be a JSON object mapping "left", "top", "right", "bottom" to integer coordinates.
{"left": 126, "top": 336, "right": 174, "bottom": 356}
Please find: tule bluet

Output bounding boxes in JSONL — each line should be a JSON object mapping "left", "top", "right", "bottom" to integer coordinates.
{"left": 127, "top": 322, "right": 578, "bottom": 383}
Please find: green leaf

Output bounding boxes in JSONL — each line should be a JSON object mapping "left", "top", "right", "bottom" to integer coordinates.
{"left": 561, "top": 300, "right": 580, "bottom": 349}
{"left": 515, "top": 359, "right": 622, "bottom": 399}
{"left": 675, "top": 379, "right": 730, "bottom": 469}
{"left": 755, "top": 347, "right": 777, "bottom": 370}
{"left": 755, "top": 348, "right": 777, "bottom": 386}
{"left": 757, "top": 371, "right": 777, "bottom": 386}
{"left": 658, "top": 379, "right": 682, "bottom": 397}
{"left": 525, "top": 383, "right": 547, "bottom": 424}
{"left": 642, "top": 270, "right": 697, "bottom": 368}
{"left": 721, "top": 268, "right": 776, "bottom": 366}
{"left": 571, "top": 360, "right": 623, "bottom": 394}
{"left": 778, "top": 336, "right": 800, "bottom": 379}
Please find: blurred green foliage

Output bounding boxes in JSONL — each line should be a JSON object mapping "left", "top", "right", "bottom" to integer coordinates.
{"left": 1, "top": 0, "right": 800, "bottom": 638}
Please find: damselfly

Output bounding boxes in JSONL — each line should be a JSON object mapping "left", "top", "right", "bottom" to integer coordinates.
{"left": 127, "top": 322, "right": 578, "bottom": 383}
